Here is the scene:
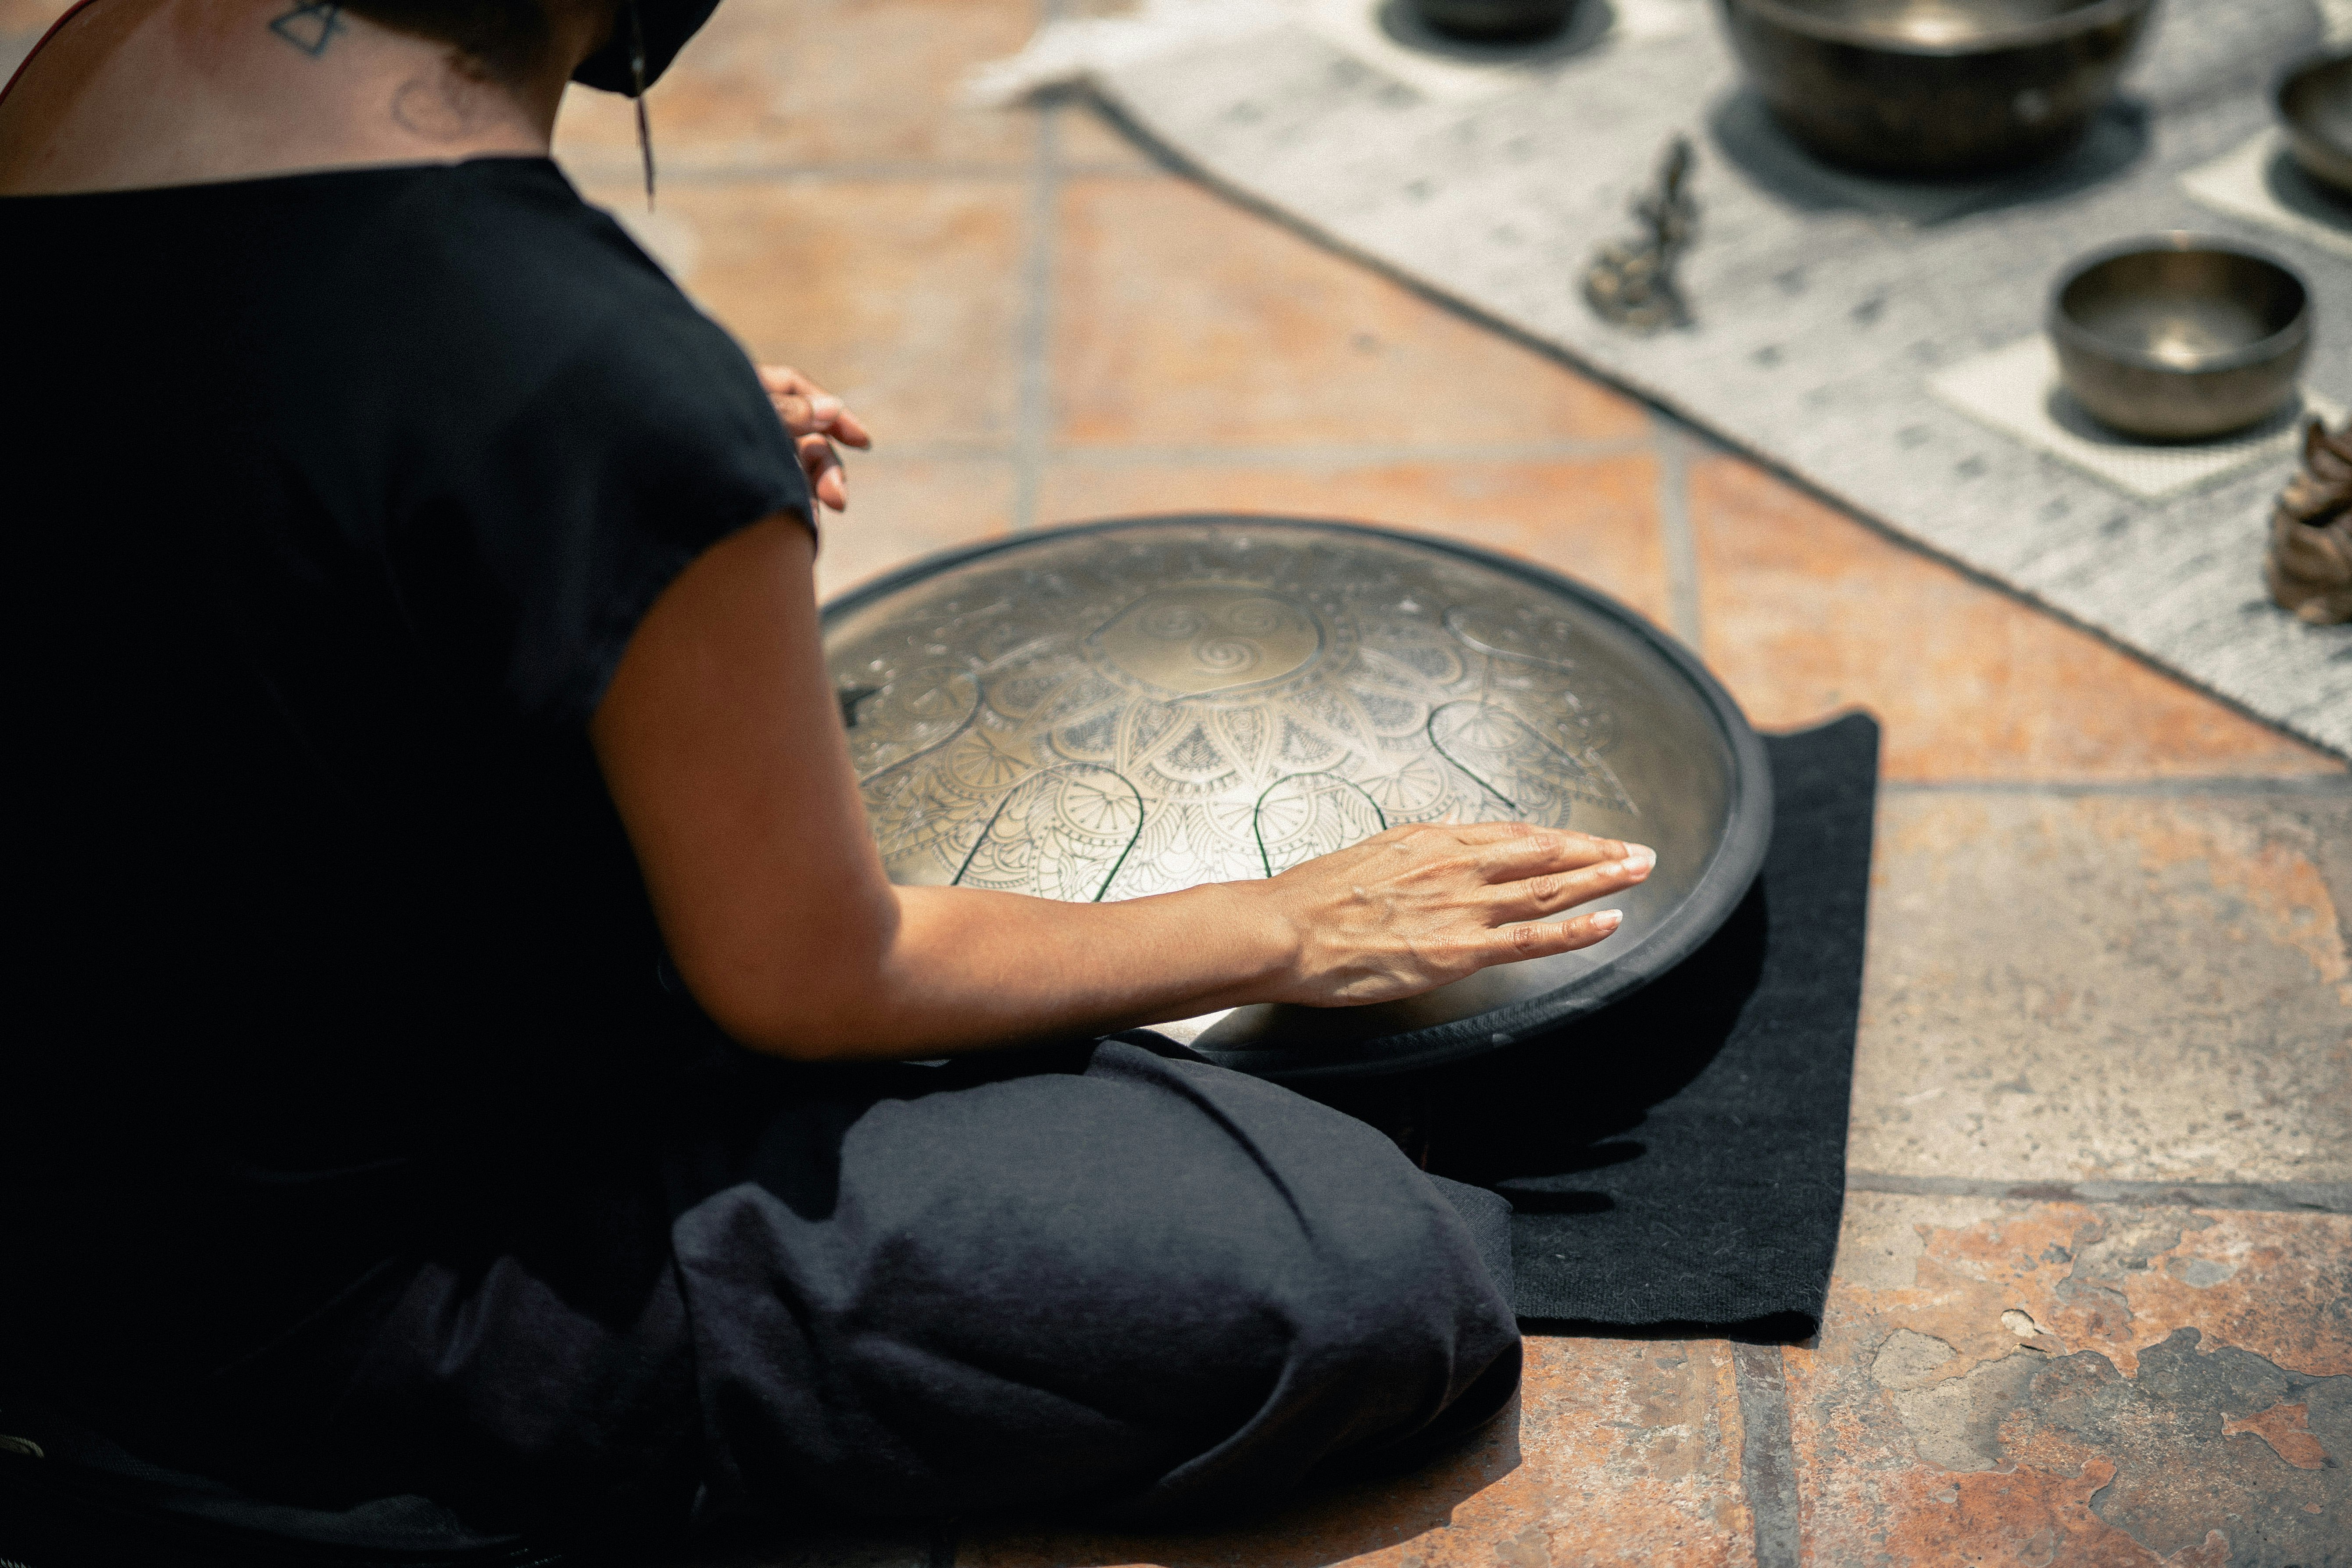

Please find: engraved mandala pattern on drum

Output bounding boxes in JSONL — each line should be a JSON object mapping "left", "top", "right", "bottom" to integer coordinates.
{"left": 840, "top": 666, "right": 978, "bottom": 778}
{"left": 1254, "top": 773, "right": 1387, "bottom": 877}
{"left": 1429, "top": 701, "right": 1634, "bottom": 819}
{"left": 958, "top": 766, "right": 1144, "bottom": 902}
{"left": 1091, "top": 588, "right": 1324, "bottom": 696}
{"left": 828, "top": 529, "right": 1642, "bottom": 903}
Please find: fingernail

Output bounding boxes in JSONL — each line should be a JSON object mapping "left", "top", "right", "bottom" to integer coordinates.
{"left": 811, "top": 395, "right": 844, "bottom": 421}
{"left": 1621, "top": 846, "right": 1655, "bottom": 878}
{"left": 1592, "top": 909, "right": 1623, "bottom": 932}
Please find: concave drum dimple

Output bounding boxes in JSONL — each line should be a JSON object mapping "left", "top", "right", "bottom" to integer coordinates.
{"left": 821, "top": 517, "right": 1773, "bottom": 1079}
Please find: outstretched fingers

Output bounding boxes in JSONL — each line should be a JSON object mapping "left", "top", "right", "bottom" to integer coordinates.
{"left": 793, "top": 433, "right": 844, "bottom": 511}
{"left": 1479, "top": 907, "right": 1626, "bottom": 964}
{"left": 757, "top": 366, "right": 874, "bottom": 513}
{"left": 1469, "top": 827, "right": 1636, "bottom": 882}
{"left": 758, "top": 365, "right": 870, "bottom": 442}
{"left": 1489, "top": 841, "right": 1653, "bottom": 918}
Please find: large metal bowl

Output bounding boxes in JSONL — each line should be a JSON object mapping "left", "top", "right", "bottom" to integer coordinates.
{"left": 1716, "top": 0, "right": 2155, "bottom": 177}
{"left": 822, "top": 516, "right": 1773, "bottom": 1081}
{"left": 2048, "top": 235, "right": 2311, "bottom": 441}
{"left": 2277, "top": 48, "right": 2352, "bottom": 199}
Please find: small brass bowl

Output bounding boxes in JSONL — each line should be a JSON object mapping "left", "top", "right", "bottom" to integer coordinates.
{"left": 2276, "top": 49, "right": 2352, "bottom": 198}
{"left": 2048, "top": 236, "right": 2311, "bottom": 441}
{"left": 1410, "top": 0, "right": 1582, "bottom": 40}
{"left": 1717, "top": 0, "right": 2155, "bottom": 177}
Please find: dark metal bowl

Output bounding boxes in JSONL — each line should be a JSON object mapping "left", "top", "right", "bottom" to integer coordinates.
{"left": 1411, "top": 0, "right": 1581, "bottom": 40}
{"left": 822, "top": 516, "right": 1773, "bottom": 1081}
{"left": 1716, "top": 0, "right": 2156, "bottom": 177}
{"left": 2048, "top": 236, "right": 2311, "bottom": 441}
{"left": 2276, "top": 48, "right": 2352, "bottom": 199}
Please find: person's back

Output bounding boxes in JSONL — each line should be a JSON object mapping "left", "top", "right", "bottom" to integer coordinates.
{"left": 0, "top": 0, "right": 1658, "bottom": 1547}
{"left": 3, "top": 17, "right": 852, "bottom": 1517}
{"left": 4, "top": 146, "right": 796, "bottom": 1389}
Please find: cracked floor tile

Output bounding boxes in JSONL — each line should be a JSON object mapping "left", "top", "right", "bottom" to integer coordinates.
{"left": 1788, "top": 1193, "right": 2352, "bottom": 1567}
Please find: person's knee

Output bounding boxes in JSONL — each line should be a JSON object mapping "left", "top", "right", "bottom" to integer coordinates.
{"left": 1288, "top": 1164, "right": 1518, "bottom": 1390}
{"left": 1137, "top": 1082, "right": 1519, "bottom": 1452}
{"left": 1101, "top": 1050, "right": 1516, "bottom": 1367}
{"left": 1100, "top": 1149, "right": 1521, "bottom": 1522}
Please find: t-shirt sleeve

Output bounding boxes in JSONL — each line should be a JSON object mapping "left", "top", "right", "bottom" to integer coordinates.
{"left": 410, "top": 298, "right": 815, "bottom": 730}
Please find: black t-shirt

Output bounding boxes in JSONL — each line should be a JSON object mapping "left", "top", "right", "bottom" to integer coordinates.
{"left": 0, "top": 157, "right": 811, "bottom": 1381}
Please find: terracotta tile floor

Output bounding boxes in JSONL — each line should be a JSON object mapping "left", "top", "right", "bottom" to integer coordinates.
{"left": 13, "top": 0, "right": 2344, "bottom": 1561}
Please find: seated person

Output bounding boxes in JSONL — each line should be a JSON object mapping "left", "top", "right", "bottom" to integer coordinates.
{"left": 0, "top": 0, "right": 1655, "bottom": 1547}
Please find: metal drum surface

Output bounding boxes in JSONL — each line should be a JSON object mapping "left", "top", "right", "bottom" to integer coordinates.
{"left": 822, "top": 517, "right": 1772, "bottom": 1078}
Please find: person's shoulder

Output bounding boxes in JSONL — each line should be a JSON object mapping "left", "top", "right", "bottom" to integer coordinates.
{"left": 398, "top": 159, "right": 712, "bottom": 351}
{"left": 362, "top": 160, "right": 776, "bottom": 445}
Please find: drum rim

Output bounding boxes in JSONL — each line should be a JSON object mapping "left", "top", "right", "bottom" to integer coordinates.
{"left": 821, "top": 512, "right": 1775, "bottom": 1080}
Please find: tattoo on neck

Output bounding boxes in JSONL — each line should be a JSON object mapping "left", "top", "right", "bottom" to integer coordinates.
{"left": 391, "top": 78, "right": 484, "bottom": 142}
{"left": 269, "top": 2, "right": 345, "bottom": 57}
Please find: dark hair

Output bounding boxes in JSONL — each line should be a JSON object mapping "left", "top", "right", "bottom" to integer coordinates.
{"left": 340, "top": 0, "right": 601, "bottom": 82}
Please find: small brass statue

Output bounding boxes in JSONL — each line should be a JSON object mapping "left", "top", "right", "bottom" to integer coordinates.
{"left": 1583, "top": 136, "right": 1697, "bottom": 335}
{"left": 2266, "top": 417, "right": 2352, "bottom": 625}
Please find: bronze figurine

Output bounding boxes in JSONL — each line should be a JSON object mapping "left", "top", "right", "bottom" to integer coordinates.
{"left": 2268, "top": 418, "right": 2352, "bottom": 625}
{"left": 1583, "top": 136, "right": 1697, "bottom": 336}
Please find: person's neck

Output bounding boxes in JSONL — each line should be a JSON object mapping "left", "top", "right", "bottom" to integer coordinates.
{"left": 0, "top": 0, "right": 605, "bottom": 196}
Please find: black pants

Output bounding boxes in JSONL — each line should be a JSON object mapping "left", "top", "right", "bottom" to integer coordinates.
{"left": 64, "top": 1039, "right": 1519, "bottom": 1546}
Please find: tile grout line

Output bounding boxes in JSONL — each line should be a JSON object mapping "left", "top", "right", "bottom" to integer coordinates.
{"left": 1730, "top": 1344, "right": 1803, "bottom": 1568}
{"left": 1054, "top": 435, "right": 1661, "bottom": 465}
{"left": 565, "top": 159, "right": 1040, "bottom": 184}
{"left": 854, "top": 436, "right": 1660, "bottom": 466}
{"left": 1848, "top": 1171, "right": 2352, "bottom": 1213}
{"left": 1654, "top": 416, "right": 1704, "bottom": 651}
{"left": 1880, "top": 775, "right": 2352, "bottom": 797}
{"left": 560, "top": 158, "right": 1163, "bottom": 186}
{"left": 1009, "top": 21, "right": 1065, "bottom": 535}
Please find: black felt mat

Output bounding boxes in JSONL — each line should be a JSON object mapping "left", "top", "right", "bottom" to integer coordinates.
{"left": 1326, "top": 713, "right": 1879, "bottom": 1339}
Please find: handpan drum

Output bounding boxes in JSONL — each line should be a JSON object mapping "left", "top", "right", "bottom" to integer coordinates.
{"left": 822, "top": 517, "right": 1772, "bottom": 1079}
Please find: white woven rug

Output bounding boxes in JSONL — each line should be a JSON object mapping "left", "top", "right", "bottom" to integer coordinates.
{"left": 980, "top": 0, "right": 2352, "bottom": 756}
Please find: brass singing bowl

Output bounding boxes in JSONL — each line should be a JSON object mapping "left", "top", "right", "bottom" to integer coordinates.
{"left": 1716, "top": 0, "right": 2155, "bottom": 177}
{"left": 822, "top": 517, "right": 1773, "bottom": 1080}
{"left": 1410, "top": 0, "right": 1582, "bottom": 41}
{"left": 2048, "top": 236, "right": 2311, "bottom": 441}
{"left": 2277, "top": 49, "right": 2352, "bottom": 199}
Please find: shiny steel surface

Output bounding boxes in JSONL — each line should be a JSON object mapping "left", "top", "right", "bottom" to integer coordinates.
{"left": 1715, "top": 0, "right": 2154, "bottom": 177}
{"left": 823, "top": 517, "right": 1772, "bottom": 1079}
{"left": 2049, "top": 236, "right": 2311, "bottom": 440}
{"left": 2277, "top": 49, "right": 2352, "bottom": 198}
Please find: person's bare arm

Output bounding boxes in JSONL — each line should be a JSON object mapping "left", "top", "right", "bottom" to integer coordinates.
{"left": 591, "top": 517, "right": 1655, "bottom": 1063}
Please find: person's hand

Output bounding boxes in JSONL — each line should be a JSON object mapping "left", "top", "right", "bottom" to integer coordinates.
{"left": 1248, "top": 822, "right": 1654, "bottom": 1008}
{"left": 758, "top": 365, "right": 872, "bottom": 512}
